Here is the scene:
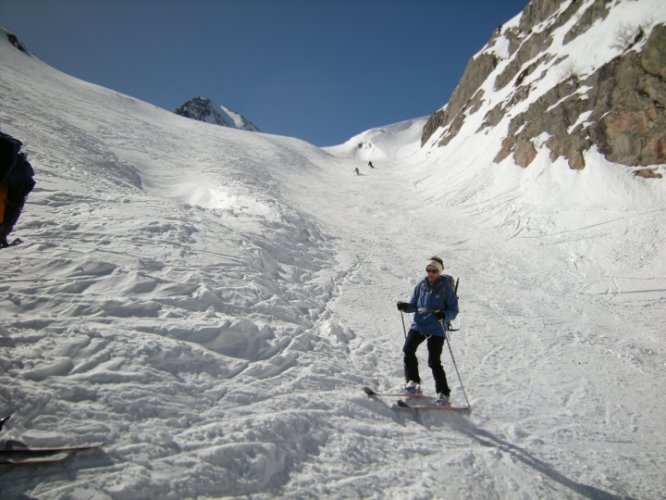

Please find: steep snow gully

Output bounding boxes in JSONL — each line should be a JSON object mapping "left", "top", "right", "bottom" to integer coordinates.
{"left": 1, "top": 27, "right": 666, "bottom": 500}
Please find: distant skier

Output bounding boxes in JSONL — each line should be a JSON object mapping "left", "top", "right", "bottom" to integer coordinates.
{"left": 368, "top": 161, "right": 375, "bottom": 168}
{"left": 354, "top": 167, "right": 360, "bottom": 176}
{"left": 396, "top": 256, "right": 459, "bottom": 405}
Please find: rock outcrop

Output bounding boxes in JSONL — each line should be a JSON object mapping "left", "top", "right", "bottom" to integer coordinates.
{"left": 175, "top": 97, "right": 259, "bottom": 132}
{"left": 422, "top": 0, "right": 665, "bottom": 174}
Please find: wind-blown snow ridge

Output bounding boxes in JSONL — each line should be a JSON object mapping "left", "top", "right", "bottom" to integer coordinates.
{"left": 1, "top": 18, "right": 666, "bottom": 500}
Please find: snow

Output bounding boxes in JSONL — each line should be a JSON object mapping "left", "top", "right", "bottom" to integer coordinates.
{"left": 1, "top": 10, "right": 666, "bottom": 500}
{"left": 217, "top": 103, "right": 257, "bottom": 131}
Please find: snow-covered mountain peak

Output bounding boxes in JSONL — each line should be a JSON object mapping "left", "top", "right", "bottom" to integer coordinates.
{"left": 174, "top": 96, "right": 260, "bottom": 131}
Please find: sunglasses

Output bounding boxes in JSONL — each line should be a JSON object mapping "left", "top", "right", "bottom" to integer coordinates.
{"left": 426, "top": 268, "right": 439, "bottom": 274}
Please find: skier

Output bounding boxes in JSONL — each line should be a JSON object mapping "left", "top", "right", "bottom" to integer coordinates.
{"left": 0, "top": 131, "right": 35, "bottom": 248}
{"left": 368, "top": 161, "right": 375, "bottom": 168}
{"left": 354, "top": 167, "right": 360, "bottom": 176}
{"left": 396, "top": 256, "right": 459, "bottom": 405}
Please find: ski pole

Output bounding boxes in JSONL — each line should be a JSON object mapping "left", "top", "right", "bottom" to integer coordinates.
{"left": 399, "top": 311, "right": 408, "bottom": 339}
{"left": 444, "top": 325, "right": 471, "bottom": 408}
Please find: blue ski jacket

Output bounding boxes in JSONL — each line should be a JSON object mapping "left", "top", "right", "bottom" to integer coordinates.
{"left": 403, "top": 275, "right": 459, "bottom": 337}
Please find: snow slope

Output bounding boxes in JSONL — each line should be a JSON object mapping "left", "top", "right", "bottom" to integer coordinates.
{"left": 1, "top": 22, "right": 666, "bottom": 500}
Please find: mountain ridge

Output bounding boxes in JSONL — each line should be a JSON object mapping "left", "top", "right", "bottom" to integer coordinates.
{"left": 421, "top": 0, "right": 665, "bottom": 174}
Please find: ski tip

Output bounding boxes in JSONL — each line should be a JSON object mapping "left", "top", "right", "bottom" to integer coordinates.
{"left": 0, "top": 414, "right": 11, "bottom": 431}
{"left": 81, "top": 442, "right": 105, "bottom": 449}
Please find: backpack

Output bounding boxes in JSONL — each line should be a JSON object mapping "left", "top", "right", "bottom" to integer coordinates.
{"left": 0, "top": 131, "right": 35, "bottom": 241}
{"left": 0, "top": 131, "right": 23, "bottom": 184}
{"left": 419, "top": 274, "right": 455, "bottom": 295}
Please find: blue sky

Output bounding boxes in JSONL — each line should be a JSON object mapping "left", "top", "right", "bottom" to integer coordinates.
{"left": 1, "top": 0, "right": 527, "bottom": 146}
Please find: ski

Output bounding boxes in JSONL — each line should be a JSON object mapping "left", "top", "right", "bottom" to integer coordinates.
{"left": 0, "top": 452, "right": 71, "bottom": 466}
{"left": 0, "top": 442, "right": 103, "bottom": 458}
{"left": 364, "top": 387, "right": 471, "bottom": 413}
{"left": 363, "top": 386, "right": 425, "bottom": 399}
{"left": 396, "top": 399, "right": 471, "bottom": 413}
{"left": 0, "top": 418, "right": 103, "bottom": 466}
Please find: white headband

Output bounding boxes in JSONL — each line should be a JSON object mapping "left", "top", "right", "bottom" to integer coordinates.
{"left": 426, "top": 259, "right": 444, "bottom": 273}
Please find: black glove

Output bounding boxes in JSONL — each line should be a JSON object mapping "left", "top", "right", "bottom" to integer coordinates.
{"left": 435, "top": 311, "right": 446, "bottom": 321}
{"left": 396, "top": 301, "right": 408, "bottom": 312}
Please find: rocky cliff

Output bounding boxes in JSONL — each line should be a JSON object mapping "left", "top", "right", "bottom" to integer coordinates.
{"left": 422, "top": 0, "right": 665, "bottom": 176}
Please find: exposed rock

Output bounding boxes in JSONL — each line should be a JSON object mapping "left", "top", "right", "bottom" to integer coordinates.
{"left": 494, "top": 136, "right": 514, "bottom": 164}
{"left": 588, "top": 26, "right": 666, "bottom": 167}
{"left": 421, "top": 107, "right": 447, "bottom": 147}
{"left": 562, "top": 0, "right": 611, "bottom": 45}
{"left": 495, "top": 27, "right": 666, "bottom": 170}
{"left": 494, "top": 33, "right": 553, "bottom": 91}
{"left": 514, "top": 138, "right": 538, "bottom": 167}
{"left": 480, "top": 83, "right": 533, "bottom": 130}
{"left": 422, "top": 0, "right": 665, "bottom": 175}
{"left": 421, "top": 53, "right": 498, "bottom": 146}
{"left": 518, "top": 0, "right": 561, "bottom": 32}
{"left": 6, "top": 32, "right": 28, "bottom": 54}
{"left": 634, "top": 168, "right": 663, "bottom": 178}
{"left": 642, "top": 23, "right": 666, "bottom": 79}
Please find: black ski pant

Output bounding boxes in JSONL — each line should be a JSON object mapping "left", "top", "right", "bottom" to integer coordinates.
{"left": 403, "top": 329, "right": 450, "bottom": 396}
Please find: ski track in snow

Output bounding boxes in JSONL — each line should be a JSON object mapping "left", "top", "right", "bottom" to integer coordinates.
{"left": 1, "top": 23, "right": 666, "bottom": 500}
